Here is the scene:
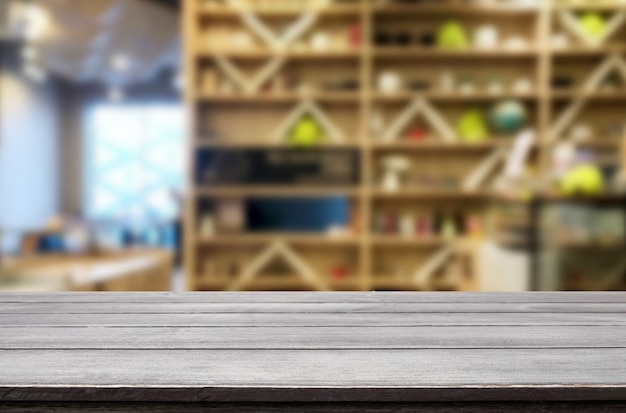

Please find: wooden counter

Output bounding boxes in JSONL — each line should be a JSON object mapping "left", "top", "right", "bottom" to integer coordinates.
{"left": 0, "top": 292, "right": 624, "bottom": 412}
{"left": 0, "top": 249, "right": 173, "bottom": 292}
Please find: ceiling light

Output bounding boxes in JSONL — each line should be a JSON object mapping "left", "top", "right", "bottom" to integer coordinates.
{"left": 22, "top": 4, "right": 49, "bottom": 41}
{"left": 111, "top": 54, "right": 130, "bottom": 72}
{"left": 108, "top": 88, "right": 125, "bottom": 102}
{"left": 23, "top": 63, "right": 47, "bottom": 83}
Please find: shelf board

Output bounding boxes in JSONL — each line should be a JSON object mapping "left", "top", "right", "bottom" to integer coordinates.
{"left": 552, "top": 90, "right": 626, "bottom": 101}
{"left": 197, "top": 233, "right": 360, "bottom": 246}
{"left": 553, "top": 4, "right": 626, "bottom": 12}
{"left": 373, "top": 4, "right": 539, "bottom": 16}
{"left": 198, "top": 91, "right": 539, "bottom": 103}
{"left": 372, "top": 277, "right": 474, "bottom": 292}
{"left": 371, "top": 141, "right": 500, "bottom": 152}
{"left": 197, "top": 186, "right": 360, "bottom": 198}
{"left": 197, "top": 277, "right": 360, "bottom": 291}
{"left": 495, "top": 193, "right": 626, "bottom": 204}
{"left": 371, "top": 189, "right": 491, "bottom": 200}
{"left": 537, "top": 193, "right": 626, "bottom": 203}
{"left": 198, "top": 50, "right": 362, "bottom": 60}
{"left": 371, "top": 236, "right": 448, "bottom": 247}
{"left": 374, "top": 47, "right": 539, "bottom": 59}
{"left": 546, "top": 239, "right": 626, "bottom": 248}
{"left": 195, "top": 140, "right": 361, "bottom": 149}
{"left": 561, "top": 140, "right": 621, "bottom": 149}
{"left": 371, "top": 278, "right": 419, "bottom": 291}
{"left": 197, "top": 92, "right": 360, "bottom": 103}
{"left": 373, "top": 91, "right": 539, "bottom": 102}
{"left": 551, "top": 45, "right": 626, "bottom": 57}
{"left": 199, "top": 5, "right": 362, "bottom": 17}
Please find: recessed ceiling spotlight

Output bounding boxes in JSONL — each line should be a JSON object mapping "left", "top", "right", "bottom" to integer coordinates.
{"left": 111, "top": 54, "right": 130, "bottom": 72}
{"left": 23, "top": 63, "right": 47, "bottom": 83}
{"left": 108, "top": 88, "right": 125, "bottom": 102}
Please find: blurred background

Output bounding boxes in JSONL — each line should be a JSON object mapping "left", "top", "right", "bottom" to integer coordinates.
{"left": 1, "top": 0, "right": 626, "bottom": 293}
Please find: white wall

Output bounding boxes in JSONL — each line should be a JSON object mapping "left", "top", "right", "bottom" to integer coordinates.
{"left": 0, "top": 42, "right": 60, "bottom": 254}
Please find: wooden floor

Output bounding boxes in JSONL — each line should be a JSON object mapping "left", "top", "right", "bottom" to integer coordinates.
{"left": 0, "top": 292, "right": 625, "bottom": 412}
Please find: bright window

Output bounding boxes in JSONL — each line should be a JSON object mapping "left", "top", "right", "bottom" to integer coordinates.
{"left": 85, "top": 105, "right": 185, "bottom": 223}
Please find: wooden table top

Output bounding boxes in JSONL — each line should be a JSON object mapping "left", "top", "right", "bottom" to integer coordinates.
{"left": 0, "top": 292, "right": 625, "bottom": 407}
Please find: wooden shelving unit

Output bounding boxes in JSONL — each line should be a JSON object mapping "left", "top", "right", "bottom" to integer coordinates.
{"left": 184, "top": 0, "right": 626, "bottom": 292}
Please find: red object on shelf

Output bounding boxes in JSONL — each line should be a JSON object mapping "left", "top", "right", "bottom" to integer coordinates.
{"left": 349, "top": 24, "right": 361, "bottom": 48}
{"left": 417, "top": 216, "right": 433, "bottom": 237}
{"left": 384, "top": 214, "right": 398, "bottom": 234}
{"left": 332, "top": 266, "right": 349, "bottom": 280}
{"left": 408, "top": 128, "right": 427, "bottom": 142}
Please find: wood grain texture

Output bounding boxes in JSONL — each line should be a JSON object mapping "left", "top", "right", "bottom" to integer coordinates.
{"left": 1, "top": 311, "right": 625, "bottom": 327}
{"left": 2, "top": 348, "right": 625, "bottom": 386}
{"left": 0, "top": 292, "right": 624, "bottom": 405}
{"left": 1, "top": 326, "right": 624, "bottom": 349}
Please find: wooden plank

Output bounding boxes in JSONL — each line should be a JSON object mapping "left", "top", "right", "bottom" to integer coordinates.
{"left": 2, "top": 302, "right": 625, "bottom": 314}
{"left": 2, "top": 292, "right": 624, "bottom": 304}
{"left": 1, "top": 402, "right": 626, "bottom": 413}
{"left": 0, "top": 326, "right": 623, "bottom": 349}
{"left": 1, "top": 349, "right": 625, "bottom": 388}
{"left": 1, "top": 311, "right": 624, "bottom": 327}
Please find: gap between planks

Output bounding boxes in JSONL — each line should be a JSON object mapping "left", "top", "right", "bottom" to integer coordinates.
{"left": 1, "top": 302, "right": 625, "bottom": 314}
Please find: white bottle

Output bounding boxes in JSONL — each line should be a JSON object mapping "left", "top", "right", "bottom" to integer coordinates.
{"left": 400, "top": 213, "right": 416, "bottom": 238}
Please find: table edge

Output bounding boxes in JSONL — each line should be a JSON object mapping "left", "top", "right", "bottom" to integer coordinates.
{"left": 1, "top": 385, "right": 625, "bottom": 403}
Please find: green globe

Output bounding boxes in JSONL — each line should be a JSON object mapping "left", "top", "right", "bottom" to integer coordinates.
{"left": 579, "top": 12, "right": 607, "bottom": 40}
{"left": 288, "top": 116, "right": 323, "bottom": 147}
{"left": 437, "top": 21, "right": 469, "bottom": 50}
{"left": 457, "top": 109, "right": 488, "bottom": 143}
{"left": 490, "top": 100, "right": 527, "bottom": 134}
{"left": 560, "top": 165, "right": 605, "bottom": 196}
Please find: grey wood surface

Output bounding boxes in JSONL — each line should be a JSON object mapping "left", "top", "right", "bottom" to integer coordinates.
{"left": 0, "top": 292, "right": 625, "bottom": 405}
{"left": 3, "top": 311, "right": 625, "bottom": 327}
